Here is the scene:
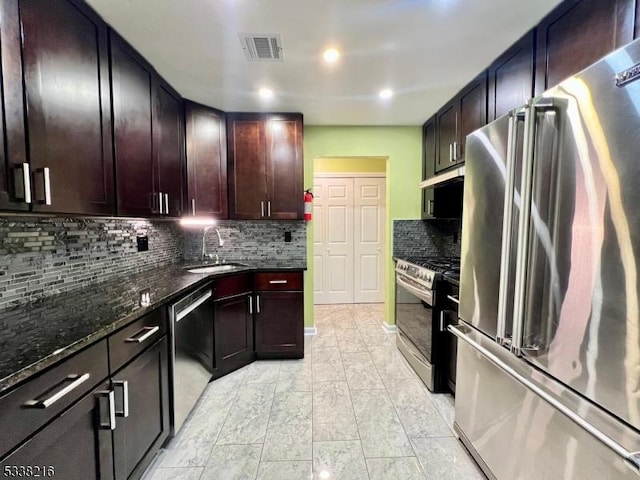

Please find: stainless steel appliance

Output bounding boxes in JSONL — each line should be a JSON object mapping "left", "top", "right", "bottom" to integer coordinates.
{"left": 452, "top": 38, "right": 640, "bottom": 479}
{"left": 168, "top": 285, "right": 214, "bottom": 435}
{"left": 395, "top": 257, "right": 459, "bottom": 392}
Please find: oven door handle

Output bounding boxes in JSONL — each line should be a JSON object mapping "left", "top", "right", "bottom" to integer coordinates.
{"left": 396, "top": 274, "right": 432, "bottom": 305}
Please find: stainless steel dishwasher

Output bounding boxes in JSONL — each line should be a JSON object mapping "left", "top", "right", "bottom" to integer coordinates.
{"left": 168, "top": 284, "right": 215, "bottom": 435}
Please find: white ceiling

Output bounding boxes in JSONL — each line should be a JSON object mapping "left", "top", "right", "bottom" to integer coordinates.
{"left": 86, "top": 0, "right": 563, "bottom": 126}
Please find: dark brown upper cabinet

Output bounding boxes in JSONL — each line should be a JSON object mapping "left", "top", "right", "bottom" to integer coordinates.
{"left": 0, "top": 0, "right": 113, "bottom": 214}
{"left": 228, "top": 113, "right": 303, "bottom": 220}
{"left": 535, "top": 0, "right": 635, "bottom": 95}
{"left": 488, "top": 31, "right": 535, "bottom": 121}
{"left": 153, "top": 79, "right": 184, "bottom": 217}
{"left": 421, "top": 117, "right": 436, "bottom": 220}
{"left": 185, "top": 101, "right": 228, "bottom": 218}
{"left": 0, "top": 0, "right": 28, "bottom": 211}
{"left": 111, "top": 32, "right": 183, "bottom": 218}
{"left": 435, "top": 73, "right": 487, "bottom": 173}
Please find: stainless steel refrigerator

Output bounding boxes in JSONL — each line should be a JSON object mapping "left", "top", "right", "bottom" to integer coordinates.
{"left": 451, "top": 37, "right": 640, "bottom": 480}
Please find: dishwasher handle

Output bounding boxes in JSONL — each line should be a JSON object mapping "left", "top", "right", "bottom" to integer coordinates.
{"left": 176, "top": 289, "right": 213, "bottom": 322}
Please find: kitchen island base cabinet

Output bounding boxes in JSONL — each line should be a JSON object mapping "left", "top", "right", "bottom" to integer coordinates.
{"left": 254, "top": 273, "right": 304, "bottom": 359}
{"left": 213, "top": 275, "right": 255, "bottom": 378}
{"left": 0, "top": 381, "right": 115, "bottom": 480}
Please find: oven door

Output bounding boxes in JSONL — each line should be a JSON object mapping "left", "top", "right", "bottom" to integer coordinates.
{"left": 395, "top": 272, "right": 434, "bottom": 363}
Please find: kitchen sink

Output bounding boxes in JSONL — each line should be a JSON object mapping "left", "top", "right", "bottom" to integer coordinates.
{"left": 186, "top": 264, "right": 247, "bottom": 274}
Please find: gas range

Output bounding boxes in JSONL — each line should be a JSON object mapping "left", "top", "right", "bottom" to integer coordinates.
{"left": 395, "top": 256, "right": 460, "bottom": 290}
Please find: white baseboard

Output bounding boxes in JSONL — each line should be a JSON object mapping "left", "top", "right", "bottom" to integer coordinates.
{"left": 382, "top": 322, "right": 397, "bottom": 333}
{"left": 304, "top": 327, "right": 318, "bottom": 336}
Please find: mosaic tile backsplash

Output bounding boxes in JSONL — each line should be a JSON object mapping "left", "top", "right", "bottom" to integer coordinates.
{"left": 393, "top": 219, "right": 462, "bottom": 259}
{"left": 183, "top": 220, "right": 307, "bottom": 263}
{"left": 0, "top": 217, "right": 184, "bottom": 311}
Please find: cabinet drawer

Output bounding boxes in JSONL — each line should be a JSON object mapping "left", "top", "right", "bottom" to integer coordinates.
{"left": 254, "top": 272, "right": 303, "bottom": 291}
{"left": 0, "top": 339, "right": 109, "bottom": 459}
{"left": 108, "top": 308, "right": 167, "bottom": 373}
{"left": 214, "top": 274, "right": 252, "bottom": 300}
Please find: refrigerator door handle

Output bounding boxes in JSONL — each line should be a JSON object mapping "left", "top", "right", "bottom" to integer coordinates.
{"left": 449, "top": 324, "right": 640, "bottom": 475}
{"left": 511, "top": 98, "right": 566, "bottom": 356}
{"left": 496, "top": 108, "right": 525, "bottom": 346}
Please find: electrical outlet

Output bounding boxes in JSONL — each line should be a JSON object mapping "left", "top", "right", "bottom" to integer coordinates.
{"left": 284, "top": 231, "right": 292, "bottom": 242}
{"left": 137, "top": 235, "right": 149, "bottom": 252}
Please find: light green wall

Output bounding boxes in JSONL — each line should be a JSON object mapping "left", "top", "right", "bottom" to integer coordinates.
{"left": 304, "top": 126, "right": 422, "bottom": 328}
{"left": 314, "top": 156, "right": 387, "bottom": 173}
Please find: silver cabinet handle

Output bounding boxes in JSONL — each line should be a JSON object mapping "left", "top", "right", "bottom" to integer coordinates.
{"left": 248, "top": 295, "right": 253, "bottom": 314}
{"left": 24, "top": 373, "right": 90, "bottom": 408}
{"left": 256, "top": 294, "right": 261, "bottom": 313}
{"left": 439, "top": 311, "right": 446, "bottom": 332}
{"left": 448, "top": 324, "right": 640, "bottom": 474}
{"left": 96, "top": 390, "right": 116, "bottom": 430}
{"left": 192, "top": 198, "right": 196, "bottom": 215}
{"left": 164, "top": 193, "right": 169, "bottom": 214}
{"left": 449, "top": 143, "right": 453, "bottom": 163}
{"left": 446, "top": 295, "right": 459, "bottom": 305}
{"left": 37, "top": 167, "right": 52, "bottom": 205}
{"left": 267, "top": 200, "right": 271, "bottom": 217}
{"left": 113, "top": 380, "right": 129, "bottom": 418}
{"left": 428, "top": 199, "right": 434, "bottom": 216}
{"left": 125, "top": 325, "right": 160, "bottom": 343}
{"left": 260, "top": 201, "right": 265, "bottom": 217}
{"left": 269, "top": 280, "right": 287, "bottom": 284}
{"left": 158, "top": 192, "right": 164, "bottom": 215}
{"left": 15, "top": 163, "right": 32, "bottom": 204}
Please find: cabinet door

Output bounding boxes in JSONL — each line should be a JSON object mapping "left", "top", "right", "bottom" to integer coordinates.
{"left": 255, "top": 291, "right": 304, "bottom": 358}
{"left": 153, "top": 80, "right": 184, "bottom": 217}
{"left": 0, "top": 1, "right": 28, "bottom": 211}
{"left": 489, "top": 31, "right": 535, "bottom": 121}
{"left": 213, "top": 293, "right": 254, "bottom": 377}
{"left": 535, "top": 0, "right": 635, "bottom": 94}
{"left": 112, "top": 337, "right": 170, "bottom": 480}
{"left": 435, "top": 102, "right": 457, "bottom": 173}
{"left": 421, "top": 117, "right": 436, "bottom": 219}
{"left": 457, "top": 72, "right": 487, "bottom": 161}
{"left": 111, "top": 33, "right": 155, "bottom": 218}
{"left": 265, "top": 114, "right": 303, "bottom": 219}
{"left": 227, "top": 113, "right": 266, "bottom": 219}
{"left": 0, "top": 382, "right": 115, "bottom": 480}
{"left": 185, "top": 101, "right": 228, "bottom": 218}
{"left": 20, "top": 0, "right": 114, "bottom": 215}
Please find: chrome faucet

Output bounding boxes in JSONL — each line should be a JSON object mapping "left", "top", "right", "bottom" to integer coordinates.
{"left": 202, "top": 226, "right": 224, "bottom": 263}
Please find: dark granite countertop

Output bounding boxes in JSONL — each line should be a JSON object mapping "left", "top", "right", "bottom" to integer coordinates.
{"left": 0, "top": 259, "right": 306, "bottom": 394}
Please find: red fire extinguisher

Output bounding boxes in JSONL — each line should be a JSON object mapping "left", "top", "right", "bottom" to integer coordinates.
{"left": 304, "top": 189, "right": 314, "bottom": 221}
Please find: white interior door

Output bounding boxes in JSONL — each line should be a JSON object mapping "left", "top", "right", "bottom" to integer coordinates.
{"left": 354, "top": 177, "right": 385, "bottom": 303}
{"left": 314, "top": 176, "right": 385, "bottom": 305}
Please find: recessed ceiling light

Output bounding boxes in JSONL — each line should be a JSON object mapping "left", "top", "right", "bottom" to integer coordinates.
{"left": 323, "top": 48, "right": 340, "bottom": 63}
{"left": 379, "top": 88, "right": 393, "bottom": 99}
{"left": 259, "top": 88, "right": 274, "bottom": 99}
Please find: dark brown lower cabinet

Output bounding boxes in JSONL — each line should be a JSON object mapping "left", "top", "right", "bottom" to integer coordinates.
{"left": 0, "top": 381, "right": 114, "bottom": 480}
{"left": 112, "top": 337, "right": 170, "bottom": 480}
{"left": 213, "top": 292, "right": 255, "bottom": 378}
{"left": 212, "top": 275, "right": 254, "bottom": 377}
{"left": 255, "top": 290, "right": 304, "bottom": 359}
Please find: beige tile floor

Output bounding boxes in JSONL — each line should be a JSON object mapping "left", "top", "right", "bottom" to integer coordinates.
{"left": 142, "top": 304, "right": 485, "bottom": 480}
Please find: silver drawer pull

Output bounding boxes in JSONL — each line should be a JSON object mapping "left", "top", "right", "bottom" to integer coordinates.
{"left": 96, "top": 390, "right": 116, "bottom": 430}
{"left": 24, "top": 373, "right": 90, "bottom": 409}
{"left": 113, "top": 380, "right": 129, "bottom": 418}
{"left": 269, "top": 280, "right": 288, "bottom": 284}
{"left": 446, "top": 295, "right": 459, "bottom": 305}
{"left": 125, "top": 325, "right": 160, "bottom": 343}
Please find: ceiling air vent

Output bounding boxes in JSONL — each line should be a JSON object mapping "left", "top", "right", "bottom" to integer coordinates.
{"left": 239, "top": 33, "right": 283, "bottom": 61}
